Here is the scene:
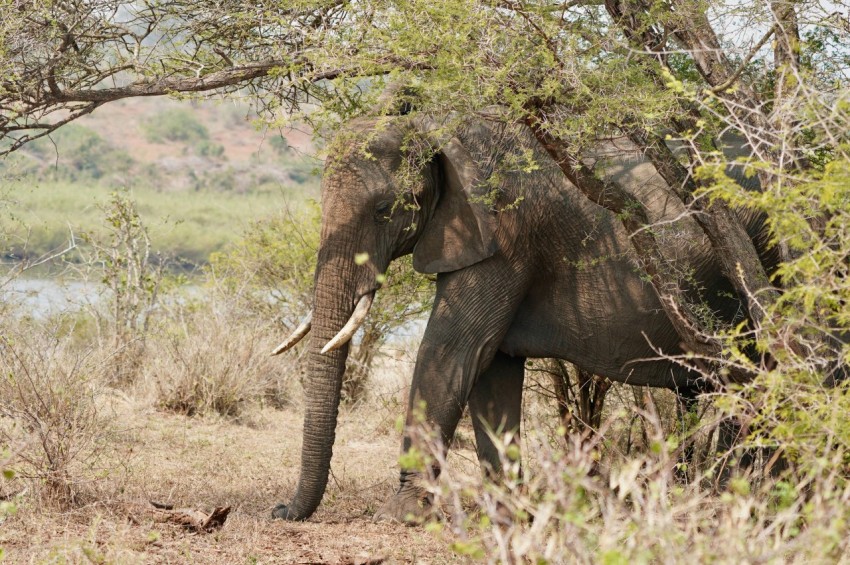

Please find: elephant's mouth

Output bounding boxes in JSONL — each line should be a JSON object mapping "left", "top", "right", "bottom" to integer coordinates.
{"left": 320, "top": 292, "right": 375, "bottom": 354}
{"left": 271, "top": 291, "right": 376, "bottom": 356}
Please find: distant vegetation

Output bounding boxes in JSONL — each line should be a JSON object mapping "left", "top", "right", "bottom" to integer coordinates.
{"left": 3, "top": 181, "right": 302, "bottom": 269}
{"left": 0, "top": 99, "right": 320, "bottom": 269}
{"left": 142, "top": 108, "right": 211, "bottom": 144}
{"left": 9, "top": 124, "right": 133, "bottom": 182}
{"left": 142, "top": 108, "right": 225, "bottom": 158}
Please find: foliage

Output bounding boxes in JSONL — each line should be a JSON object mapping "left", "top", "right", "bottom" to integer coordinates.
{"left": 151, "top": 303, "right": 290, "bottom": 418}
{"left": 76, "top": 192, "right": 165, "bottom": 384}
{"left": 695, "top": 156, "right": 850, "bottom": 475}
{"left": 208, "top": 203, "right": 319, "bottom": 321}
{"left": 268, "top": 135, "right": 290, "bottom": 155}
{"left": 2, "top": 178, "right": 303, "bottom": 267}
{"left": 23, "top": 124, "right": 134, "bottom": 182}
{"left": 0, "top": 1, "right": 344, "bottom": 154}
{"left": 142, "top": 108, "right": 211, "bottom": 144}
{"left": 410, "top": 411, "right": 850, "bottom": 563}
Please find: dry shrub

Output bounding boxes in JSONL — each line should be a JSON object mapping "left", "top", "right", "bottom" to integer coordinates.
{"left": 524, "top": 362, "right": 713, "bottom": 477}
{"left": 74, "top": 192, "right": 165, "bottom": 386}
{"left": 149, "top": 305, "right": 294, "bottom": 418}
{"left": 407, "top": 404, "right": 850, "bottom": 563}
{"left": 0, "top": 325, "right": 116, "bottom": 507}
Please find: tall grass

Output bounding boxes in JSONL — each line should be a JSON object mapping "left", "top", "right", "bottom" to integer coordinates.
{"left": 4, "top": 179, "right": 316, "bottom": 267}
{"left": 147, "top": 302, "right": 292, "bottom": 418}
{"left": 411, "top": 408, "right": 850, "bottom": 563}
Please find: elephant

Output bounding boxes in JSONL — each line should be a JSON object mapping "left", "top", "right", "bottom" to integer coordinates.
{"left": 269, "top": 112, "right": 775, "bottom": 522}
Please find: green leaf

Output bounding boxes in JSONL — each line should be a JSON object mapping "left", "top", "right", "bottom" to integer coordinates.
{"left": 354, "top": 252, "right": 370, "bottom": 265}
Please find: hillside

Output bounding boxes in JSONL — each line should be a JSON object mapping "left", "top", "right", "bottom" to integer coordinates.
{"left": 1, "top": 98, "right": 321, "bottom": 267}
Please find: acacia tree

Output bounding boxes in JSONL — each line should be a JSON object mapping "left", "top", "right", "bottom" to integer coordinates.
{"left": 3, "top": 0, "right": 850, "bottom": 460}
{"left": 0, "top": 1, "right": 354, "bottom": 154}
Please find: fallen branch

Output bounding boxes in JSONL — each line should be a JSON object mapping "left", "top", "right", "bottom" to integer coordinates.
{"left": 128, "top": 501, "right": 231, "bottom": 533}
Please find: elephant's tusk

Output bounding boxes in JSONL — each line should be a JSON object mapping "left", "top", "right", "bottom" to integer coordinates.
{"left": 271, "top": 312, "right": 312, "bottom": 355}
{"left": 321, "top": 293, "right": 374, "bottom": 354}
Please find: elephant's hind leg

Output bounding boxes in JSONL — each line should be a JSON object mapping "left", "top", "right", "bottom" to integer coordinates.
{"left": 469, "top": 351, "right": 526, "bottom": 478}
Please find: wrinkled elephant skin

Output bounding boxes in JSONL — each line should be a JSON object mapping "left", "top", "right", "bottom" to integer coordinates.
{"left": 273, "top": 115, "right": 773, "bottom": 522}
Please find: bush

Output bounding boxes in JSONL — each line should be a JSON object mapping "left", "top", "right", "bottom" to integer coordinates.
{"left": 150, "top": 303, "right": 291, "bottom": 418}
{"left": 209, "top": 202, "right": 434, "bottom": 402}
{"left": 197, "top": 139, "right": 225, "bottom": 158}
{"left": 0, "top": 326, "right": 116, "bottom": 508}
{"left": 142, "top": 108, "right": 210, "bottom": 144}
{"left": 698, "top": 157, "right": 850, "bottom": 478}
{"left": 26, "top": 124, "right": 133, "bottom": 181}
{"left": 77, "top": 192, "right": 165, "bottom": 384}
{"left": 410, "top": 409, "right": 850, "bottom": 563}
{"left": 268, "top": 135, "right": 289, "bottom": 155}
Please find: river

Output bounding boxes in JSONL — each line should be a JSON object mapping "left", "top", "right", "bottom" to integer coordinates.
{"left": 1, "top": 277, "right": 103, "bottom": 319}
{"left": 0, "top": 277, "right": 427, "bottom": 343}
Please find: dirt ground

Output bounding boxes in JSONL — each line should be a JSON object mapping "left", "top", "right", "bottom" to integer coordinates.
{"left": 0, "top": 378, "right": 474, "bottom": 563}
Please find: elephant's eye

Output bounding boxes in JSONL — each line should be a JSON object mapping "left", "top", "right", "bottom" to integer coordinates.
{"left": 374, "top": 200, "right": 392, "bottom": 222}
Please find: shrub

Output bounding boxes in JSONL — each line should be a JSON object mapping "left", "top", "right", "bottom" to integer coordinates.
{"left": 142, "top": 108, "right": 210, "bottom": 144}
{"left": 268, "top": 135, "right": 289, "bottom": 155}
{"left": 528, "top": 359, "right": 611, "bottom": 437}
{"left": 410, "top": 409, "right": 850, "bottom": 563}
{"left": 0, "top": 326, "right": 116, "bottom": 508}
{"left": 209, "top": 202, "right": 434, "bottom": 402}
{"left": 26, "top": 124, "right": 133, "bottom": 181}
{"left": 76, "top": 192, "right": 165, "bottom": 384}
{"left": 698, "top": 156, "right": 850, "bottom": 478}
{"left": 150, "top": 304, "right": 291, "bottom": 418}
{"left": 197, "top": 139, "right": 225, "bottom": 158}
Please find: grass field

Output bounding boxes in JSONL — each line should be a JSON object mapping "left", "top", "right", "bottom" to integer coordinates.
{"left": 2, "top": 179, "right": 318, "bottom": 268}
{"left": 0, "top": 391, "right": 463, "bottom": 563}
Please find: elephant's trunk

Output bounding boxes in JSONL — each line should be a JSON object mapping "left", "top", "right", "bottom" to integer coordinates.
{"left": 274, "top": 262, "right": 357, "bottom": 520}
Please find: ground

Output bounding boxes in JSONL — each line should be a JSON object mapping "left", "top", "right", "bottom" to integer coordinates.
{"left": 0, "top": 391, "right": 472, "bottom": 563}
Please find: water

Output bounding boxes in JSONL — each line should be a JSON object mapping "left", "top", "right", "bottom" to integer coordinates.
{"left": 1, "top": 277, "right": 102, "bottom": 318}
{"left": 0, "top": 277, "right": 427, "bottom": 343}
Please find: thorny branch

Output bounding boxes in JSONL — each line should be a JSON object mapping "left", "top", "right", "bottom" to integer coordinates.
{"left": 0, "top": 1, "right": 352, "bottom": 156}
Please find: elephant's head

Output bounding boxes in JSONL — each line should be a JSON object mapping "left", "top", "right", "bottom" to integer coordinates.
{"left": 271, "top": 116, "right": 499, "bottom": 520}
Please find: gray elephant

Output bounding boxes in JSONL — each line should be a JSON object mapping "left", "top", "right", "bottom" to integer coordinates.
{"left": 270, "top": 113, "right": 774, "bottom": 522}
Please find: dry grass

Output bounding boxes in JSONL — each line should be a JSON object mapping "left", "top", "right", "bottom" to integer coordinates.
{"left": 417, "top": 408, "right": 850, "bottom": 564}
{"left": 0, "top": 326, "right": 118, "bottom": 508}
{"left": 145, "top": 307, "right": 292, "bottom": 418}
{"left": 2, "top": 276, "right": 848, "bottom": 563}
{"left": 3, "top": 325, "right": 850, "bottom": 563}
{"left": 0, "top": 287, "right": 461, "bottom": 563}
{"left": 0, "top": 396, "right": 464, "bottom": 564}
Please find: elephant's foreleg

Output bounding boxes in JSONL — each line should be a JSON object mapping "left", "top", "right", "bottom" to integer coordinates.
{"left": 468, "top": 351, "right": 525, "bottom": 478}
{"left": 373, "top": 261, "right": 527, "bottom": 523}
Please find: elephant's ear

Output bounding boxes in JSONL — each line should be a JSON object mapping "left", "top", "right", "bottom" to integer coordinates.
{"left": 412, "top": 137, "right": 498, "bottom": 274}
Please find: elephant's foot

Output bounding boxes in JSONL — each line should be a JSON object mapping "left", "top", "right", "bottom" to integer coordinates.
{"left": 372, "top": 479, "right": 440, "bottom": 525}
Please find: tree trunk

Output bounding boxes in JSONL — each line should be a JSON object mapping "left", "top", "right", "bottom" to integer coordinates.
{"left": 551, "top": 360, "right": 611, "bottom": 437}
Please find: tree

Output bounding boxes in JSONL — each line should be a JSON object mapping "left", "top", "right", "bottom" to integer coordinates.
{"left": 2, "top": 0, "right": 849, "bottom": 461}
{"left": 0, "top": 1, "right": 353, "bottom": 154}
